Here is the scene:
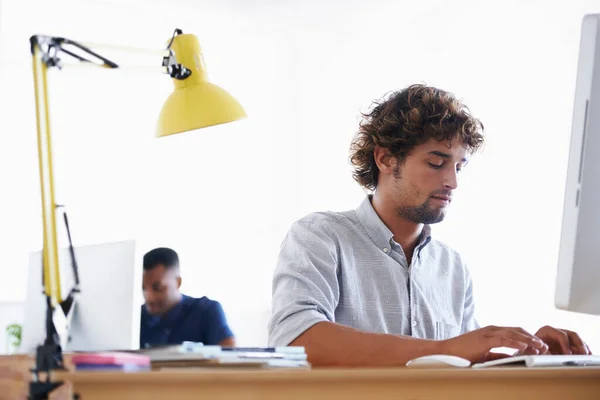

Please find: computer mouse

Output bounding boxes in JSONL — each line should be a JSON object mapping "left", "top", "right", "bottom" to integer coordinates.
{"left": 405, "top": 354, "right": 471, "bottom": 368}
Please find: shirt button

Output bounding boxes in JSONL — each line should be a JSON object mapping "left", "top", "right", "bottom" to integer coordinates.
{"left": 383, "top": 247, "right": 389, "bottom": 253}
{"left": 412, "top": 320, "right": 417, "bottom": 327}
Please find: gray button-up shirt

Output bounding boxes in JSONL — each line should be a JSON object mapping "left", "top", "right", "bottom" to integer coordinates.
{"left": 268, "top": 196, "right": 480, "bottom": 346}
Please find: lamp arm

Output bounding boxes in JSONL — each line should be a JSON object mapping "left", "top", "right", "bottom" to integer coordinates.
{"left": 30, "top": 32, "right": 192, "bottom": 79}
{"left": 77, "top": 41, "right": 170, "bottom": 57}
{"left": 31, "top": 40, "right": 62, "bottom": 308}
{"left": 30, "top": 35, "right": 119, "bottom": 69}
{"left": 29, "top": 39, "right": 70, "bottom": 400}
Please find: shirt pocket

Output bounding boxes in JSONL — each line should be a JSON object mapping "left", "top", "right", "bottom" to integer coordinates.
{"left": 435, "top": 321, "right": 460, "bottom": 340}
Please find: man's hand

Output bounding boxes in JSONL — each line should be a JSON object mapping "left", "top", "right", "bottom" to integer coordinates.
{"left": 533, "top": 325, "right": 592, "bottom": 355}
{"left": 438, "top": 325, "right": 548, "bottom": 363}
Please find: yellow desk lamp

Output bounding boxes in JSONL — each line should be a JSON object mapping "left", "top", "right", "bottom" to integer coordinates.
{"left": 29, "top": 28, "right": 245, "bottom": 399}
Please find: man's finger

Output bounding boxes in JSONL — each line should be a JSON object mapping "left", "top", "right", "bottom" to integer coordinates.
{"left": 489, "top": 336, "right": 528, "bottom": 351}
{"left": 564, "top": 330, "right": 588, "bottom": 355}
{"left": 535, "top": 341, "right": 549, "bottom": 354}
{"left": 539, "top": 345, "right": 551, "bottom": 355}
{"left": 572, "top": 343, "right": 591, "bottom": 355}
{"left": 547, "top": 329, "right": 571, "bottom": 354}
{"left": 504, "top": 329, "right": 545, "bottom": 349}
{"left": 521, "top": 347, "right": 540, "bottom": 355}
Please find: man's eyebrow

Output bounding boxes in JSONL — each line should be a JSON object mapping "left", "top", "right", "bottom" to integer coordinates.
{"left": 428, "top": 150, "right": 467, "bottom": 163}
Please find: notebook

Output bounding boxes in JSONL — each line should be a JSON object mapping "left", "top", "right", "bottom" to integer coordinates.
{"left": 70, "top": 352, "right": 151, "bottom": 371}
{"left": 70, "top": 352, "right": 151, "bottom": 366}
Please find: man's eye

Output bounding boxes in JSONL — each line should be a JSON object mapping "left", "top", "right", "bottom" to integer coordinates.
{"left": 428, "top": 162, "right": 443, "bottom": 170}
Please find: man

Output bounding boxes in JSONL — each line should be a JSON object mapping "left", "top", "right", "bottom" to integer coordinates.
{"left": 268, "top": 84, "right": 591, "bottom": 367}
{"left": 140, "top": 247, "right": 235, "bottom": 348}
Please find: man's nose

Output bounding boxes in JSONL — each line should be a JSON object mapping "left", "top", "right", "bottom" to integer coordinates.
{"left": 144, "top": 290, "right": 155, "bottom": 302}
{"left": 443, "top": 168, "right": 459, "bottom": 190}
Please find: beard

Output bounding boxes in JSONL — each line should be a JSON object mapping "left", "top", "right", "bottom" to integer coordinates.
{"left": 392, "top": 164, "right": 450, "bottom": 224}
{"left": 395, "top": 197, "right": 446, "bottom": 224}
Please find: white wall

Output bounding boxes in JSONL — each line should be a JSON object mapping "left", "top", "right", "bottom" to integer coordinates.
{"left": 1, "top": 0, "right": 599, "bottom": 351}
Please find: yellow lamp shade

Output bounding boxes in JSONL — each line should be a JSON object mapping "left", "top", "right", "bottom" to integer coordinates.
{"left": 156, "top": 32, "right": 246, "bottom": 137}
{"left": 157, "top": 82, "right": 246, "bottom": 137}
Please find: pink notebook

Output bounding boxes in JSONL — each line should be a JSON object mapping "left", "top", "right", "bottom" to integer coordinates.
{"left": 71, "top": 352, "right": 150, "bottom": 366}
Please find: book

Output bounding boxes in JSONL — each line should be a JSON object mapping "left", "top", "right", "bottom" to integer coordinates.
{"left": 132, "top": 344, "right": 306, "bottom": 361}
{"left": 71, "top": 352, "right": 151, "bottom": 367}
{"left": 221, "top": 346, "right": 306, "bottom": 354}
{"left": 152, "top": 358, "right": 310, "bottom": 369}
{"left": 134, "top": 345, "right": 309, "bottom": 369}
{"left": 74, "top": 363, "right": 151, "bottom": 371}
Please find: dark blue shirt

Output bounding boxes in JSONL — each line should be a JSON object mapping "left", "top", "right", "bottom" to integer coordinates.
{"left": 140, "top": 294, "right": 234, "bottom": 348}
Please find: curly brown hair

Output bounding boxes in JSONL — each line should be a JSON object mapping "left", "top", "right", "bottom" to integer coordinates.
{"left": 349, "top": 84, "right": 485, "bottom": 191}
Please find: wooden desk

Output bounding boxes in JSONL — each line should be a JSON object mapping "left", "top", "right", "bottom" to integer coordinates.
{"left": 2, "top": 355, "right": 600, "bottom": 400}
{"left": 57, "top": 367, "right": 600, "bottom": 400}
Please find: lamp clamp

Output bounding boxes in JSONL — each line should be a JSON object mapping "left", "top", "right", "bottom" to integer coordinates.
{"left": 162, "top": 28, "right": 192, "bottom": 80}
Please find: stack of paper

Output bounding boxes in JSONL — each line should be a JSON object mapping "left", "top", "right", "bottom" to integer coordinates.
{"left": 138, "top": 343, "right": 310, "bottom": 369}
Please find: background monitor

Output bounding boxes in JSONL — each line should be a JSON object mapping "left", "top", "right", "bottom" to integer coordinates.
{"left": 555, "top": 13, "right": 600, "bottom": 316}
{"left": 21, "top": 239, "right": 143, "bottom": 352}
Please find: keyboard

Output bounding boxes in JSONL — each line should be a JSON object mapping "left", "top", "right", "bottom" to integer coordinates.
{"left": 472, "top": 354, "right": 600, "bottom": 368}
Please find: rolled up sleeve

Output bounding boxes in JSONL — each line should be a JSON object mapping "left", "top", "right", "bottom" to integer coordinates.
{"left": 268, "top": 219, "right": 340, "bottom": 346}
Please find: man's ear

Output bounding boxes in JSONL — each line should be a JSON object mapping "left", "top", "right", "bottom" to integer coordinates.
{"left": 374, "top": 146, "right": 398, "bottom": 176}
{"left": 176, "top": 276, "right": 182, "bottom": 289}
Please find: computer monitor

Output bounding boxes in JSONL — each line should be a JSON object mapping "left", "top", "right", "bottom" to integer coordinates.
{"left": 21, "top": 239, "right": 143, "bottom": 353}
{"left": 555, "top": 13, "right": 600, "bottom": 316}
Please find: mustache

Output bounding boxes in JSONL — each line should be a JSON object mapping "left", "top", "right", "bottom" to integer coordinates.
{"left": 429, "top": 190, "right": 452, "bottom": 199}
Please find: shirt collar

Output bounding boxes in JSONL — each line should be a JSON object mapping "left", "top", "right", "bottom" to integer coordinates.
{"left": 355, "top": 195, "right": 432, "bottom": 254}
